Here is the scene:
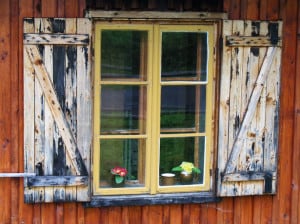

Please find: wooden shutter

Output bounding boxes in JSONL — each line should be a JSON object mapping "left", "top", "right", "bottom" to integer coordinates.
{"left": 23, "top": 18, "right": 92, "bottom": 203}
{"left": 217, "top": 20, "right": 282, "bottom": 196}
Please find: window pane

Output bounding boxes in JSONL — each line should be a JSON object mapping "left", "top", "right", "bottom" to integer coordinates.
{"left": 161, "top": 32, "right": 208, "bottom": 81}
{"left": 99, "top": 139, "right": 145, "bottom": 188}
{"left": 160, "top": 85, "right": 206, "bottom": 132}
{"left": 100, "top": 85, "right": 146, "bottom": 134}
{"left": 101, "top": 30, "right": 148, "bottom": 79}
{"left": 159, "top": 137, "right": 205, "bottom": 185}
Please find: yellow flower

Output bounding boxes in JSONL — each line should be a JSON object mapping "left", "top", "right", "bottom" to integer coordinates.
{"left": 180, "top": 162, "right": 194, "bottom": 173}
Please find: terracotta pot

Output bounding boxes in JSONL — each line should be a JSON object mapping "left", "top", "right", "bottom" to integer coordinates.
{"left": 180, "top": 171, "right": 193, "bottom": 184}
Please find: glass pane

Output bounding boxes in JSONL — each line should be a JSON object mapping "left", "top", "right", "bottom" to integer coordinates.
{"left": 100, "top": 85, "right": 146, "bottom": 134}
{"left": 101, "top": 30, "right": 148, "bottom": 79}
{"left": 161, "top": 32, "right": 208, "bottom": 81}
{"left": 159, "top": 137, "right": 205, "bottom": 186}
{"left": 99, "top": 139, "right": 145, "bottom": 188}
{"left": 160, "top": 85, "right": 206, "bottom": 132}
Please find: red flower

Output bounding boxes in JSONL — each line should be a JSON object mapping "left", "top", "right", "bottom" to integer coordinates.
{"left": 111, "top": 166, "right": 127, "bottom": 177}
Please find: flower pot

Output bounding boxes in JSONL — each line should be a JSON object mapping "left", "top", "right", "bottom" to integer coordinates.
{"left": 180, "top": 171, "right": 193, "bottom": 184}
{"left": 111, "top": 175, "right": 125, "bottom": 188}
{"left": 161, "top": 173, "right": 176, "bottom": 186}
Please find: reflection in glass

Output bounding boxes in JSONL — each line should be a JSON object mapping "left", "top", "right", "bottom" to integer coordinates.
{"left": 159, "top": 137, "right": 205, "bottom": 185}
{"left": 160, "top": 86, "right": 206, "bottom": 132}
{"left": 99, "top": 139, "right": 145, "bottom": 188}
{"left": 101, "top": 30, "right": 147, "bottom": 79}
{"left": 161, "top": 32, "right": 208, "bottom": 81}
{"left": 100, "top": 85, "right": 146, "bottom": 134}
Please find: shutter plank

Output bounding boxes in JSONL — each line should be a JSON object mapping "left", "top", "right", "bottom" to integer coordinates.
{"left": 25, "top": 45, "right": 87, "bottom": 176}
{"left": 23, "top": 20, "right": 36, "bottom": 202}
{"left": 42, "top": 18, "right": 55, "bottom": 203}
{"left": 64, "top": 18, "right": 78, "bottom": 202}
{"left": 76, "top": 18, "right": 92, "bottom": 201}
{"left": 264, "top": 23, "right": 282, "bottom": 173}
{"left": 217, "top": 20, "right": 232, "bottom": 195}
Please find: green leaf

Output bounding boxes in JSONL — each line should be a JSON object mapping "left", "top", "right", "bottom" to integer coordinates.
{"left": 115, "top": 175, "right": 124, "bottom": 184}
{"left": 172, "top": 166, "right": 183, "bottom": 172}
{"left": 192, "top": 167, "right": 201, "bottom": 174}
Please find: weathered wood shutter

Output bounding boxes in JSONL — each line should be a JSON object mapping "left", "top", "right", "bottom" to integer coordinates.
{"left": 217, "top": 20, "right": 282, "bottom": 196}
{"left": 23, "top": 18, "right": 92, "bottom": 203}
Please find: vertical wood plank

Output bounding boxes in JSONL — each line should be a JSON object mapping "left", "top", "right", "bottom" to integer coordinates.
{"left": 41, "top": 0, "right": 57, "bottom": 17}
{"left": 189, "top": 204, "right": 201, "bottom": 224}
{"left": 291, "top": 2, "right": 300, "bottom": 222}
{"left": 142, "top": 205, "right": 163, "bottom": 224}
{"left": 217, "top": 19, "right": 232, "bottom": 195}
{"left": 162, "top": 205, "right": 170, "bottom": 224}
{"left": 99, "top": 207, "right": 109, "bottom": 224}
{"left": 85, "top": 207, "right": 100, "bottom": 224}
{"left": 64, "top": 18, "right": 78, "bottom": 201}
{"left": 76, "top": 18, "right": 92, "bottom": 201}
{"left": 41, "top": 204, "right": 55, "bottom": 224}
{"left": 78, "top": 0, "right": 86, "bottom": 17}
{"left": 41, "top": 18, "right": 55, "bottom": 203}
{"left": 275, "top": 0, "right": 297, "bottom": 223}
{"left": 216, "top": 197, "right": 233, "bottom": 224}
{"left": 19, "top": 1, "right": 34, "bottom": 222}
{"left": 246, "top": 0, "right": 259, "bottom": 19}
{"left": 65, "top": 0, "right": 78, "bottom": 17}
{"left": 200, "top": 203, "right": 217, "bottom": 224}
{"left": 127, "top": 206, "right": 142, "bottom": 224}
{"left": 57, "top": 0, "right": 65, "bottom": 17}
{"left": 265, "top": 0, "right": 280, "bottom": 20}
{"left": 10, "top": 0, "right": 20, "bottom": 223}
{"left": 56, "top": 204, "right": 64, "bottom": 224}
{"left": 0, "top": 1, "right": 11, "bottom": 222}
{"left": 121, "top": 206, "right": 129, "bottom": 224}
{"left": 63, "top": 203, "right": 77, "bottom": 224}
{"left": 108, "top": 207, "right": 122, "bottom": 223}
{"left": 169, "top": 205, "right": 182, "bottom": 224}
{"left": 23, "top": 18, "right": 36, "bottom": 204}
{"left": 77, "top": 205, "right": 85, "bottom": 224}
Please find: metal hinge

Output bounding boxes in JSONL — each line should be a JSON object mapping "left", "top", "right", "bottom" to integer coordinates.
{"left": 0, "top": 173, "right": 36, "bottom": 178}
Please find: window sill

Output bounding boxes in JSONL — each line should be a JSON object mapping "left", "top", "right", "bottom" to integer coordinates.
{"left": 83, "top": 192, "right": 221, "bottom": 207}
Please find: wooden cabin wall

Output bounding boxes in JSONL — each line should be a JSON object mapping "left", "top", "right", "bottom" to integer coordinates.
{"left": 0, "top": 0, "right": 299, "bottom": 223}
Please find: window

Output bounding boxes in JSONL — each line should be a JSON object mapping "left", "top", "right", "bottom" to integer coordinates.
{"left": 23, "top": 16, "right": 282, "bottom": 205}
{"left": 93, "top": 23, "right": 216, "bottom": 195}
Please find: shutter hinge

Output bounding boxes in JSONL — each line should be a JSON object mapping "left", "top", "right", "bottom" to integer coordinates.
{"left": 0, "top": 173, "right": 36, "bottom": 178}
{"left": 219, "top": 36, "right": 223, "bottom": 52}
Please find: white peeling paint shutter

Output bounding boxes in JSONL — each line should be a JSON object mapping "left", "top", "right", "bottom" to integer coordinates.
{"left": 217, "top": 20, "right": 282, "bottom": 196}
{"left": 23, "top": 18, "right": 92, "bottom": 203}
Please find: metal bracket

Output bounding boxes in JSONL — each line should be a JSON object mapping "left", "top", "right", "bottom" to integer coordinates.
{"left": 0, "top": 173, "right": 36, "bottom": 178}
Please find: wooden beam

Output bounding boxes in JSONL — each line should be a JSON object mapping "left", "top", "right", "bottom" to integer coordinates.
{"left": 222, "top": 171, "right": 276, "bottom": 182}
{"left": 85, "top": 10, "right": 228, "bottom": 20}
{"left": 226, "top": 36, "right": 282, "bottom": 47}
{"left": 27, "top": 176, "right": 88, "bottom": 187}
{"left": 24, "top": 33, "right": 89, "bottom": 45}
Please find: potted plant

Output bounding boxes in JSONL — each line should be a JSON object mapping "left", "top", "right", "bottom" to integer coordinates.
{"left": 171, "top": 161, "right": 201, "bottom": 184}
{"left": 110, "top": 166, "right": 128, "bottom": 187}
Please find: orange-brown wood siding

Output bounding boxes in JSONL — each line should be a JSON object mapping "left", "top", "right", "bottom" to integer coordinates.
{"left": 0, "top": 0, "right": 299, "bottom": 223}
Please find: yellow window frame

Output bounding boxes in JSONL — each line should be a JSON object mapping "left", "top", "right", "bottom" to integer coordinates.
{"left": 93, "top": 22, "right": 216, "bottom": 196}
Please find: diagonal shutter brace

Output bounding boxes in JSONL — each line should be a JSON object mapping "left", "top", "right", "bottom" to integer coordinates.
{"left": 0, "top": 173, "right": 36, "bottom": 178}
